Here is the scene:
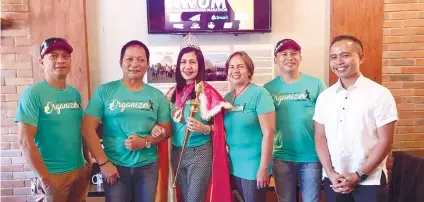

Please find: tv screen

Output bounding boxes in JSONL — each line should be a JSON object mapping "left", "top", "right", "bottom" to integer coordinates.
{"left": 147, "top": 0, "right": 272, "bottom": 34}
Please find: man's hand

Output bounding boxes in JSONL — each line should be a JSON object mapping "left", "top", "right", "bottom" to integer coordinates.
{"left": 342, "top": 172, "right": 360, "bottom": 189}
{"left": 124, "top": 135, "right": 146, "bottom": 151}
{"left": 328, "top": 171, "right": 357, "bottom": 194}
{"left": 151, "top": 124, "right": 165, "bottom": 138}
{"left": 256, "top": 167, "right": 269, "bottom": 189}
{"left": 100, "top": 162, "right": 120, "bottom": 184}
{"left": 85, "top": 158, "right": 93, "bottom": 169}
{"left": 40, "top": 175, "right": 57, "bottom": 194}
{"left": 328, "top": 171, "right": 351, "bottom": 194}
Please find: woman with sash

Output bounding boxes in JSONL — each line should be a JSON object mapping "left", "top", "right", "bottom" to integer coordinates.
{"left": 155, "top": 34, "right": 232, "bottom": 202}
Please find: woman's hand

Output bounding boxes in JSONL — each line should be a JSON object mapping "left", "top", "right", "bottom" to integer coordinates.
{"left": 256, "top": 167, "right": 269, "bottom": 189}
{"left": 151, "top": 124, "right": 165, "bottom": 138}
{"left": 187, "top": 117, "right": 211, "bottom": 133}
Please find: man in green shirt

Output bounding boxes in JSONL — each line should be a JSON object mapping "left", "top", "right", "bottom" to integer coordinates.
{"left": 264, "top": 39, "right": 326, "bottom": 202}
{"left": 82, "top": 40, "right": 172, "bottom": 202}
{"left": 16, "top": 38, "right": 91, "bottom": 202}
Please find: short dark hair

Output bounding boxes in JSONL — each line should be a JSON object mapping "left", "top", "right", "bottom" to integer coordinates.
{"left": 171, "top": 47, "right": 206, "bottom": 103}
{"left": 330, "top": 35, "right": 364, "bottom": 53}
{"left": 119, "top": 40, "right": 150, "bottom": 63}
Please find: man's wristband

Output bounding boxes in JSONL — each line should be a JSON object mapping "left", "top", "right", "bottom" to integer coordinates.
{"left": 99, "top": 159, "right": 110, "bottom": 167}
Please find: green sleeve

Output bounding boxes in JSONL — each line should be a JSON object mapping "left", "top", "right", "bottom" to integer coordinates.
{"left": 318, "top": 79, "right": 327, "bottom": 94}
{"left": 85, "top": 86, "right": 105, "bottom": 120}
{"left": 157, "top": 93, "right": 171, "bottom": 123}
{"left": 15, "top": 89, "right": 40, "bottom": 127}
{"left": 256, "top": 88, "right": 275, "bottom": 115}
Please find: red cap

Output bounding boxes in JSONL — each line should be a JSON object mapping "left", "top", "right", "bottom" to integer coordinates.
{"left": 274, "top": 39, "right": 301, "bottom": 54}
{"left": 40, "top": 38, "right": 73, "bottom": 58}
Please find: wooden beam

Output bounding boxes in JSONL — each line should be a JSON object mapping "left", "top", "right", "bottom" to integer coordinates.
{"left": 330, "top": 0, "right": 384, "bottom": 85}
{"left": 29, "top": 0, "right": 90, "bottom": 107}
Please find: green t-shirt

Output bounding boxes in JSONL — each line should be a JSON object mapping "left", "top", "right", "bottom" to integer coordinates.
{"left": 170, "top": 100, "right": 211, "bottom": 148}
{"left": 224, "top": 83, "right": 275, "bottom": 180}
{"left": 264, "top": 74, "right": 326, "bottom": 162}
{"left": 85, "top": 80, "right": 170, "bottom": 167}
{"left": 15, "top": 80, "right": 85, "bottom": 174}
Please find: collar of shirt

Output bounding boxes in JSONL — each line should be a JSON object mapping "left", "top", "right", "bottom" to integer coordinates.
{"left": 335, "top": 74, "right": 365, "bottom": 93}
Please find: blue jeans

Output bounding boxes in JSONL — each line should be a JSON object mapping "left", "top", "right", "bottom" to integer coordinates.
{"left": 272, "top": 160, "right": 322, "bottom": 202}
{"left": 104, "top": 161, "right": 158, "bottom": 202}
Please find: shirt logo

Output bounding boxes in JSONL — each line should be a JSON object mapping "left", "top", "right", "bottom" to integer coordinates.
{"left": 228, "top": 103, "right": 246, "bottom": 112}
{"left": 272, "top": 90, "right": 311, "bottom": 105}
{"left": 109, "top": 99, "right": 153, "bottom": 112}
{"left": 44, "top": 101, "right": 81, "bottom": 114}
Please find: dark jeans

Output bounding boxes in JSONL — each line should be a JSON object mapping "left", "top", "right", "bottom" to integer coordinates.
{"left": 104, "top": 161, "right": 158, "bottom": 202}
{"left": 324, "top": 171, "right": 387, "bottom": 202}
{"left": 230, "top": 175, "right": 268, "bottom": 202}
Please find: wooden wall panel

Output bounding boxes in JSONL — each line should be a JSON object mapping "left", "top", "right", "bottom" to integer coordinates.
{"left": 29, "top": 0, "right": 90, "bottom": 106}
{"left": 330, "top": 0, "right": 384, "bottom": 85}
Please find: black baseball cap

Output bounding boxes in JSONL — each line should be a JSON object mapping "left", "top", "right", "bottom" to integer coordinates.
{"left": 40, "top": 37, "right": 73, "bottom": 58}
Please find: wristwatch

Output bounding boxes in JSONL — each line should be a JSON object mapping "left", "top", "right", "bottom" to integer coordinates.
{"left": 145, "top": 140, "right": 152, "bottom": 148}
{"left": 355, "top": 170, "right": 368, "bottom": 182}
{"left": 203, "top": 125, "right": 213, "bottom": 135}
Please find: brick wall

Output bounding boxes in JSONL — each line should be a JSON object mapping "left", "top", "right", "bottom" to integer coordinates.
{"left": 383, "top": 0, "right": 424, "bottom": 152}
{"left": 1, "top": 0, "right": 34, "bottom": 201}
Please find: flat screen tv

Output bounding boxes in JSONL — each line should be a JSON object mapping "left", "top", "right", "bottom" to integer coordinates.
{"left": 147, "top": 0, "right": 272, "bottom": 34}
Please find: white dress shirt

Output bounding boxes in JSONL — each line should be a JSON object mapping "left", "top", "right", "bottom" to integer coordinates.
{"left": 313, "top": 75, "right": 398, "bottom": 185}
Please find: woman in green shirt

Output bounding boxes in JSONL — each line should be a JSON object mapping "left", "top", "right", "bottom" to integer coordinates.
{"left": 224, "top": 51, "right": 276, "bottom": 202}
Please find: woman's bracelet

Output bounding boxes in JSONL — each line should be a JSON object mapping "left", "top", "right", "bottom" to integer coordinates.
{"left": 204, "top": 125, "right": 213, "bottom": 135}
{"left": 99, "top": 159, "right": 110, "bottom": 167}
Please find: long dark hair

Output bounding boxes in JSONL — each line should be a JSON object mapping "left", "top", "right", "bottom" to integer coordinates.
{"left": 171, "top": 47, "right": 206, "bottom": 103}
